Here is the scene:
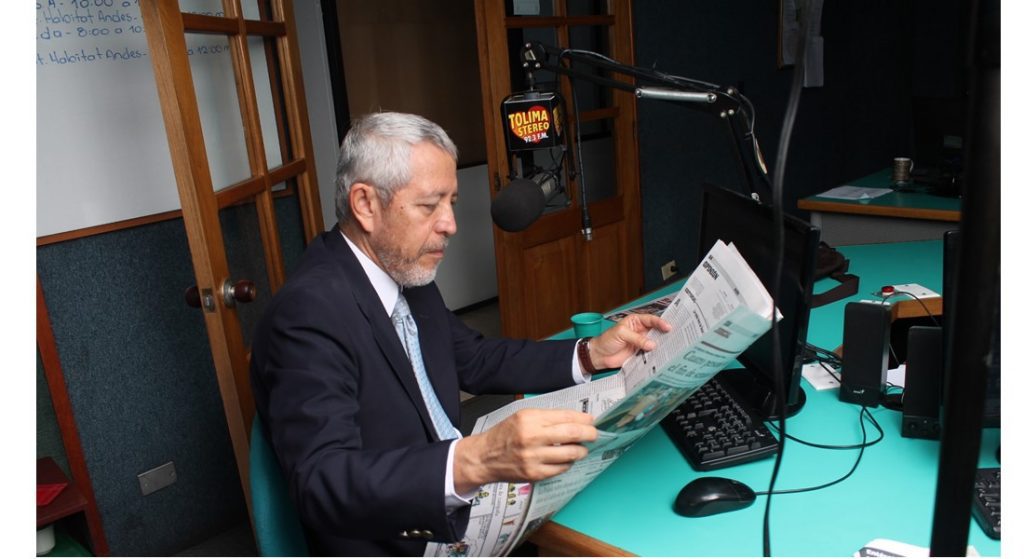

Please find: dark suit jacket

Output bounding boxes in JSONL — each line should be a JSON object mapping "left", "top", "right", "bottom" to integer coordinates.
{"left": 250, "top": 226, "right": 578, "bottom": 556}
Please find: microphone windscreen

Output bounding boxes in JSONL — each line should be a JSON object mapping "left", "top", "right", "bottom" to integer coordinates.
{"left": 491, "top": 178, "right": 547, "bottom": 232}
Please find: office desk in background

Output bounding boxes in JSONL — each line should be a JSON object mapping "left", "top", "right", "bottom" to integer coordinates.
{"left": 532, "top": 241, "right": 1000, "bottom": 557}
{"left": 797, "top": 170, "right": 961, "bottom": 245}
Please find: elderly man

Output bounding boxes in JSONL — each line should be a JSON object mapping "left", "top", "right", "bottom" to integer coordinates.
{"left": 250, "top": 112, "right": 669, "bottom": 556}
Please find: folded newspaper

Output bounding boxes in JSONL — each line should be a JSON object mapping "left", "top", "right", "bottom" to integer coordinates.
{"left": 426, "top": 240, "right": 779, "bottom": 557}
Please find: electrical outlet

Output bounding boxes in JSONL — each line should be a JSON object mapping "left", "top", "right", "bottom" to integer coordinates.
{"left": 661, "top": 260, "right": 678, "bottom": 281}
{"left": 138, "top": 461, "right": 177, "bottom": 496}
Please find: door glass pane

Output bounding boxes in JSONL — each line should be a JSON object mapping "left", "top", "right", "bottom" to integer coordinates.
{"left": 507, "top": 0, "right": 555, "bottom": 17}
{"left": 567, "top": 25, "right": 613, "bottom": 112}
{"left": 573, "top": 118, "right": 617, "bottom": 203}
{"left": 185, "top": 32, "right": 251, "bottom": 190}
{"left": 248, "top": 36, "right": 287, "bottom": 169}
{"left": 240, "top": 0, "right": 266, "bottom": 20}
{"left": 507, "top": 27, "right": 559, "bottom": 92}
{"left": 567, "top": 0, "right": 609, "bottom": 16}
{"left": 220, "top": 198, "right": 272, "bottom": 345}
{"left": 273, "top": 187, "right": 309, "bottom": 275}
{"left": 179, "top": 0, "right": 225, "bottom": 17}
{"left": 179, "top": 0, "right": 267, "bottom": 19}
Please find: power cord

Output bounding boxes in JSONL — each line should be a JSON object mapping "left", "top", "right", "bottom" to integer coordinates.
{"left": 557, "top": 47, "right": 771, "bottom": 190}
{"left": 880, "top": 290, "right": 942, "bottom": 327}
{"left": 761, "top": 3, "right": 812, "bottom": 553}
{"left": 767, "top": 405, "right": 884, "bottom": 451}
{"left": 754, "top": 405, "right": 882, "bottom": 497}
{"left": 560, "top": 51, "right": 593, "bottom": 239}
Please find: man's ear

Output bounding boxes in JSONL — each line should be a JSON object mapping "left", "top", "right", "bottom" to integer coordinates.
{"left": 348, "top": 182, "right": 378, "bottom": 233}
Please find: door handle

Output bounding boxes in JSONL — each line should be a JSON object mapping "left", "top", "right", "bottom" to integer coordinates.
{"left": 223, "top": 279, "right": 256, "bottom": 308}
{"left": 185, "top": 279, "right": 256, "bottom": 311}
{"left": 184, "top": 285, "right": 208, "bottom": 310}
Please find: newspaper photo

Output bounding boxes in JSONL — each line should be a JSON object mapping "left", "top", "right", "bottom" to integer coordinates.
{"left": 425, "top": 240, "right": 779, "bottom": 557}
{"left": 603, "top": 292, "right": 677, "bottom": 322}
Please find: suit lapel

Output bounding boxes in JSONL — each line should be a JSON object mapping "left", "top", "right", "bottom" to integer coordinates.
{"left": 324, "top": 230, "right": 440, "bottom": 440}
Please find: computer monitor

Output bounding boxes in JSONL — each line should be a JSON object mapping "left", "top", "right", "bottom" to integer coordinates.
{"left": 696, "top": 184, "right": 821, "bottom": 419}
{"left": 942, "top": 230, "right": 999, "bottom": 427}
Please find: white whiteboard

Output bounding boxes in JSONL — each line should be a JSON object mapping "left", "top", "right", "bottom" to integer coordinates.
{"left": 36, "top": 0, "right": 338, "bottom": 237}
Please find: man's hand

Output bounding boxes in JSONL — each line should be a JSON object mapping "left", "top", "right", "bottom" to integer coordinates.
{"left": 589, "top": 313, "right": 672, "bottom": 370}
{"left": 453, "top": 409, "right": 597, "bottom": 494}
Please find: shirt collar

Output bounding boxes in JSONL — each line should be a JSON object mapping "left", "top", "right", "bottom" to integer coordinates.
{"left": 341, "top": 231, "right": 400, "bottom": 317}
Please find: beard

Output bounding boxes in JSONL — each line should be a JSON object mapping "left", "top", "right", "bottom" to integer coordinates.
{"left": 373, "top": 235, "right": 448, "bottom": 288}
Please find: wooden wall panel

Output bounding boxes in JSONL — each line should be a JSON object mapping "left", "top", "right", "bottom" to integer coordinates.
{"left": 582, "top": 221, "right": 628, "bottom": 312}
{"left": 523, "top": 237, "right": 580, "bottom": 338}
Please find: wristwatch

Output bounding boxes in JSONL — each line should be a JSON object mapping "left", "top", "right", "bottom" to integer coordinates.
{"left": 577, "top": 336, "right": 598, "bottom": 374}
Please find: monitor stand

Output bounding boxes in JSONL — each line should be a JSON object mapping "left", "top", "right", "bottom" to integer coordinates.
{"left": 716, "top": 367, "right": 807, "bottom": 421}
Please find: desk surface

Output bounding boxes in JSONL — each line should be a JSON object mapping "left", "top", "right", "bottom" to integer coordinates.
{"left": 797, "top": 170, "right": 961, "bottom": 222}
{"left": 535, "top": 240, "right": 1000, "bottom": 557}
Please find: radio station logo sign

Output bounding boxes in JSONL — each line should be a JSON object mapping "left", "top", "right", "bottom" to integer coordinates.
{"left": 507, "top": 104, "right": 562, "bottom": 145}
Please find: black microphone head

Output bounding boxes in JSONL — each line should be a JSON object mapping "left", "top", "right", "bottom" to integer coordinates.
{"left": 491, "top": 178, "right": 547, "bottom": 232}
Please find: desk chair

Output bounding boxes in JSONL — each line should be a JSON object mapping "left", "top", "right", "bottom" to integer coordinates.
{"left": 250, "top": 415, "right": 309, "bottom": 556}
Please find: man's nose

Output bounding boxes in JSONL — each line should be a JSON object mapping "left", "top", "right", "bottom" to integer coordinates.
{"left": 436, "top": 204, "right": 457, "bottom": 236}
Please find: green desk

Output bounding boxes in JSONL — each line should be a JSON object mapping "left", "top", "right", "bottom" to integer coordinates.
{"left": 798, "top": 170, "right": 961, "bottom": 245}
{"left": 531, "top": 241, "right": 1000, "bottom": 556}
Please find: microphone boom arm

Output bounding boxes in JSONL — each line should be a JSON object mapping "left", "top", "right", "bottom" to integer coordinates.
{"left": 519, "top": 41, "right": 770, "bottom": 201}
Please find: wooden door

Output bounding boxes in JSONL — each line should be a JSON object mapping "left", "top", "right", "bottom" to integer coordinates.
{"left": 138, "top": 0, "right": 322, "bottom": 511}
{"left": 475, "top": 0, "right": 643, "bottom": 339}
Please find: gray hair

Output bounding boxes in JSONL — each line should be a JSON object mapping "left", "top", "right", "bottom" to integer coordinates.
{"left": 335, "top": 112, "right": 458, "bottom": 223}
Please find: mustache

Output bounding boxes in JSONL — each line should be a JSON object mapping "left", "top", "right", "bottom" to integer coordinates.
{"left": 423, "top": 238, "right": 449, "bottom": 253}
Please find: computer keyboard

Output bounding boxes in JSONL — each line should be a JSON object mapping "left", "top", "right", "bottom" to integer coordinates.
{"left": 972, "top": 467, "right": 1001, "bottom": 539}
{"left": 660, "top": 377, "right": 779, "bottom": 471}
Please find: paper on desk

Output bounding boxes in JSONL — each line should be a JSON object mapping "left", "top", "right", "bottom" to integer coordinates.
{"left": 853, "top": 538, "right": 979, "bottom": 557}
{"left": 802, "top": 363, "right": 906, "bottom": 390}
{"left": 802, "top": 362, "right": 840, "bottom": 390}
{"left": 817, "top": 185, "right": 892, "bottom": 201}
{"left": 886, "top": 364, "right": 906, "bottom": 389}
{"left": 889, "top": 283, "right": 940, "bottom": 300}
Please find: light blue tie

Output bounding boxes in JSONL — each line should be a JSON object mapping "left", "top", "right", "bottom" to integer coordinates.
{"left": 391, "top": 293, "right": 461, "bottom": 441}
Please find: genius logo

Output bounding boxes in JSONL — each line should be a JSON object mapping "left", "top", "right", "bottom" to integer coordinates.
{"left": 507, "top": 105, "right": 552, "bottom": 144}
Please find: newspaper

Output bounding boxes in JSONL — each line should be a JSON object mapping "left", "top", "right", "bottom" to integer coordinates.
{"left": 603, "top": 292, "right": 676, "bottom": 322}
{"left": 426, "top": 240, "right": 778, "bottom": 557}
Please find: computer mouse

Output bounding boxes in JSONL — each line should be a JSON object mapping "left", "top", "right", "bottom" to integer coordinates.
{"left": 673, "top": 476, "right": 756, "bottom": 517}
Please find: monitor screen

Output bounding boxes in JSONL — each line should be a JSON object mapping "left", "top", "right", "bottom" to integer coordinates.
{"left": 696, "top": 184, "right": 821, "bottom": 419}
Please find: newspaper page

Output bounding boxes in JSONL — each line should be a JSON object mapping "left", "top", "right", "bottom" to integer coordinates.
{"left": 603, "top": 292, "right": 676, "bottom": 322}
{"left": 426, "top": 375, "right": 627, "bottom": 557}
{"left": 425, "top": 240, "right": 776, "bottom": 557}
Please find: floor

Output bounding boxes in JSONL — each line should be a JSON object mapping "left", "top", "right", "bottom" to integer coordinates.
{"left": 177, "top": 300, "right": 509, "bottom": 556}
{"left": 174, "top": 523, "right": 256, "bottom": 556}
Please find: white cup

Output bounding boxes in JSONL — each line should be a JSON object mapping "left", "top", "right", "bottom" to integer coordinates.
{"left": 893, "top": 157, "right": 914, "bottom": 184}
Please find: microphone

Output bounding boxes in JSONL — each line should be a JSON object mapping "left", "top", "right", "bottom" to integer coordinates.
{"left": 491, "top": 170, "right": 560, "bottom": 232}
{"left": 493, "top": 89, "right": 568, "bottom": 232}
{"left": 634, "top": 87, "right": 717, "bottom": 104}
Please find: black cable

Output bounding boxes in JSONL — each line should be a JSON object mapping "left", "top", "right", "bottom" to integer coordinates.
{"left": 817, "top": 360, "right": 843, "bottom": 386}
{"left": 881, "top": 290, "right": 942, "bottom": 327}
{"left": 754, "top": 406, "right": 877, "bottom": 497}
{"left": 559, "top": 50, "right": 593, "bottom": 239}
{"left": 803, "top": 342, "right": 842, "bottom": 367}
{"left": 558, "top": 47, "right": 772, "bottom": 192}
{"left": 768, "top": 405, "right": 884, "bottom": 450}
{"left": 762, "top": 8, "right": 811, "bottom": 556}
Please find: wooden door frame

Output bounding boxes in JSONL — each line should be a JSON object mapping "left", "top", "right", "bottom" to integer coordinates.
{"left": 474, "top": 0, "right": 643, "bottom": 338}
{"left": 139, "top": 0, "right": 323, "bottom": 513}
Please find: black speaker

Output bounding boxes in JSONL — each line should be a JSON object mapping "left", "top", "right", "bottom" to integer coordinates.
{"left": 902, "top": 326, "right": 944, "bottom": 439}
{"left": 839, "top": 302, "right": 891, "bottom": 407}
